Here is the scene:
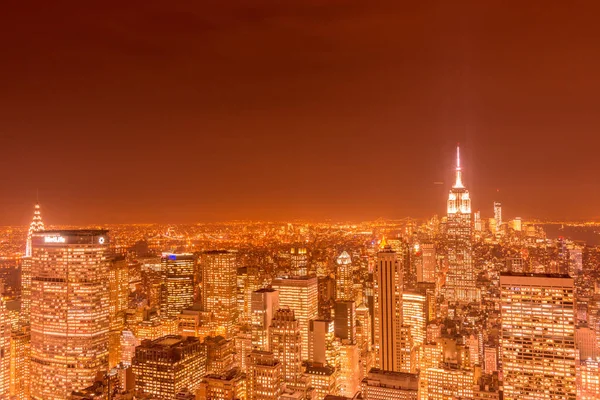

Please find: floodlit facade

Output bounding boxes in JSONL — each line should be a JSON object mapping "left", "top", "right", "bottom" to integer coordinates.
{"left": 133, "top": 335, "right": 203, "bottom": 398}
{"left": 202, "top": 250, "right": 238, "bottom": 338}
{"left": 272, "top": 276, "right": 318, "bottom": 361}
{"left": 161, "top": 252, "right": 195, "bottom": 318}
{"left": 445, "top": 146, "right": 479, "bottom": 303}
{"left": 401, "top": 292, "right": 426, "bottom": 348}
{"left": 30, "top": 230, "right": 110, "bottom": 400}
{"left": 500, "top": 273, "right": 577, "bottom": 400}
{"left": 336, "top": 251, "right": 353, "bottom": 301}
{"left": 373, "top": 240, "right": 403, "bottom": 371}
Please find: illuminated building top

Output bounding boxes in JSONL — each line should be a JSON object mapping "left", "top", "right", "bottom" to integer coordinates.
{"left": 25, "top": 202, "right": 45, "bottom": 257}
{"left": 447, "top": 145, "right": 471, "bottom": 214}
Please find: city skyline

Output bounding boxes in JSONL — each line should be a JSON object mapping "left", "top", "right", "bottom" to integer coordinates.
{"left": 2, "top": 2, "right": 600, "bottom": 224}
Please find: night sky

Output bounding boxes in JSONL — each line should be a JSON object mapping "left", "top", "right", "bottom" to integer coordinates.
{"left": 1, "top": 1, "right": 599, "bottom": 225}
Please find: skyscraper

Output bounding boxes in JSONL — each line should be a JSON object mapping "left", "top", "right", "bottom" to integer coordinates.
{"left": 445, "top": 146, "right": 479, "bottom": 303}
{"left": 493, "top": 201, "right": 502, "bottom": 229}
{"left": 500, "top": 273, "right": 576, "bottom": 400}
{"left": 272, "top": 276, "right": 318, "bottom": 361}
{"left": 420, "top": 242, "right": 436, "bottom": 284}
{"left": 161, "top": 252, "right": 195, "bottom": 318}
{"left": 251, "top": 288, "right": 280, "bottom": 351}
{"left": 133, "top": 335, "right": 204, "bottom": 398}
{"left": 202, "top": 250, "right": 238, "bottom": 338}
{"left": 30, "top": 230, "right": 110, "bottom": 400}
{"left": 334, "top": 300, "right": 356, "bottom": 343}
{"left": 373, "top": 239, "right": 403, "bottom": 371}
{"left": 290, "top": 247, "right": 308, "bottom": 276}
{"left": 269, "top": 308, "right": 302, "bottom": 386}
{"left": 336, "top": 251, "right": 353, "bottom": 301}
{"left": 21, "top": 202, "right": 45, "bottom": 326}
{"left": 108, "top": 256, "right": 129, "bottom": 368}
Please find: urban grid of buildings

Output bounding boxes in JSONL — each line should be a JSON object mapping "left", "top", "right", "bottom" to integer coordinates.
{"left": 0, "top": 146, "right": 595, "bottom": 399}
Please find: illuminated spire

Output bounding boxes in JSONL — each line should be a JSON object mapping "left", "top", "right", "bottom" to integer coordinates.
{"left": 379, "top": 235, "right": 388, "bottom": 249}
{"left": 25, "top": 202, "right": 45, "bottom": 257}
{"left": 453, "top": 144, "right": 464, "bottom": 189}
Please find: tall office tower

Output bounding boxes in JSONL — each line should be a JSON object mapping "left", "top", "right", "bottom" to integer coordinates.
{"left": 269, "top": 308, "right": 302, "bottom": 386}
{"left": 272, "top": 276, "right": 318, "bottom": 361}
{"left": 238, "top": 266, "right": 260, "bottom": 324}
{"left": 420, "top": 243, "right": 436, "bottom": 284}
{"left": 309, "top": 319, "right": 338, "bottom": 366}
{"left": 247, "top": 351, "right": 283, "bottom": 400}
{"left": 133, "top": 335, "right": 204, "bottom": 398}
{"left": 235, "top": 328, "right": 253, "bottom": 374}
{"left": 0, "top": 300, "right": 10, "bottom": 398}
{"left": 21, "top": 202, "right": 45, "bottom": 326}
{"left": 336, "top": 251, "right": 353, "bottom": 300}
{"left": 355, "top": 302, "right": 371, "bottom": 352}
{"left": 109, "top": 256, "right": 129, "bottom": 368}
{"left": 10, "top": 328, "right": 30, "bottom": 399}
{"left": 202, "top": 250, "right": 238, "bottom": 338}
{"left": 198, "top": 368, "right": 246, "bottom": 400}
{"left": 500, "top": 273, "right": 576, "bottom": 400}
{"left": 30, "top": 230, "right": 110, "bottom": 400}
{"left": 204, "top": 335, "right": 235, "bottom": 375}
{"left": 251, "top": 288, "right": 279, "bottom": 350}
{"left": 512, "top": 217, "right": 522, "bottom": 231}
{"left": 334, "top": 300, "right": 356, "bottom": 343}
{"left": 473, "top": 210, "right": 482, "bottom": 232}
{"left": 373, "top": 239, "right": 404, "bottom": 371}
{"left": 290, "top": 247, "right": 308, "bottom": 276}
{"left": 338, "top": 343, "right": 360, "bottom": 397}
{"left": 445, "top": 146, "right": 478, "bottom": 303}
{"left": 360, "top": 369, "right": 419, "bottom": 400}
{"left": 401, "top": 292, "right": 426, "bottom": 349}
{"left": 493, "top": 201, "right": 502, "bottom": 228}
{"left": 161, "top": 252, "right": 195, "bottom": 318}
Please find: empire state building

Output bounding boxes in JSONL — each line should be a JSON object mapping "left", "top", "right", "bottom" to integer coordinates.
{"left": 444, "top": 146, "right": 479, "bottom": 303}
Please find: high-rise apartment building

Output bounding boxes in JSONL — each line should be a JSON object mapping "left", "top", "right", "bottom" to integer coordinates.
{"left": 373, "top": 240, "right": 403, "bottom": 371}
{"left": 500, "top": 273, "right": 576, "bottom": 400}
{"left": 251, "top": 288, "right": 279, "bottom": 351}
{"left": 202, "top": 250, "right": 238, "bottom": 338}
{"left": 29, "top": 230, "right": 110, "bottom": 400}
{"left": 133, "top": 335, "right": 204, "bottom": 398}
{"left": 336, "top": 251, "right": 353, "bottom": 300}
{"left": 272, "top": 276, "right": 318, "bottom": 361}
{"left": 247, "top": 351, "right": 283, "bottom": 400}
{"left": 269, "top": 308, "right": 302, "bottom": 386}
{"left": 161, "top": 253, "right": 195, "bottom": 318}
{"left": 445, "top": 146, "right": 479, "bottom": 303}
